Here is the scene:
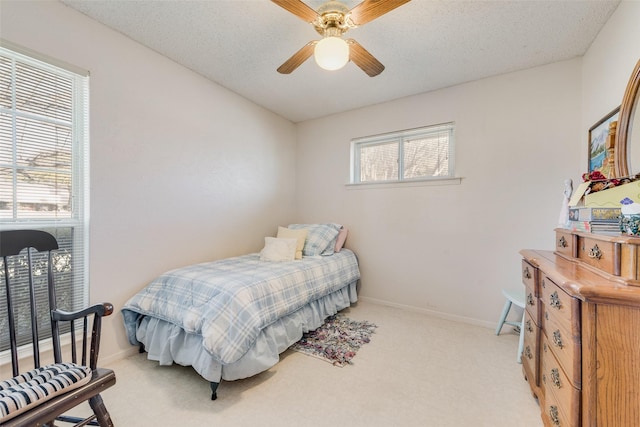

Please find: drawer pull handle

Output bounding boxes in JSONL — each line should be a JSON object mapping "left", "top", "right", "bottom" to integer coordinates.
{"left": 550, "top": 405, "right": 561, "bottom": 426}
{"left": 551, "top": 368, "right": 562, "bottom": 389}
{"left": 541, "top": 279, "right": 546, "bottom": 289}
{"left": 527, "top": 293, "right": 535, "bottom": 306}
{"left": 525, "top": 319, "right": 533, "bottom": 333}
{"left": 558, "top": 236, "right": 568, "bottom": 248}
{"left": 550, "top": 291, "right": 562, "bottom": 309}
{"left": 588, "top": 244, "right": 602, "bottom": 260}
{"left": 553, "top": 330, "right": 564, "bottom": 349}
{"left": 524, "top": 345, "right": 533, "bottom": 360}
{"left": 523, "top": 266, "right": 532, "bottom": 280}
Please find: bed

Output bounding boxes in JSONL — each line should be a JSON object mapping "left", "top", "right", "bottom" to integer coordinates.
{"left": 121, "top": 223, "right": 360, "bottom": 399}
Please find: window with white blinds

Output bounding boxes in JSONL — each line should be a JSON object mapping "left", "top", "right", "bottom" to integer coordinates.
{"left": 0, "top": 43, "right": 89, "bottom": 352}
{"left": 351, "top": 123, "right": 455, "bottom": 184}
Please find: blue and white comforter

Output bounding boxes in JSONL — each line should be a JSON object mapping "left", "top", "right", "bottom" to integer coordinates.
{"left": 122, "top": 250, "right": 360, "bottom": 365}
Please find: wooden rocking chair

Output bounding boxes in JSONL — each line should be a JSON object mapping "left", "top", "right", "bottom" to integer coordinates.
{"left": 0, "top": 230, "right": 116, "bottom": 426}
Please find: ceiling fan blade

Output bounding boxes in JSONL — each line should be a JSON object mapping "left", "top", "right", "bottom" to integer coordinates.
{"left": 348, "top": 39, "right": 385, "bottom": 77}
{"left": 271, "top": 0, "right": 318, "bottom": 23}
{"left": 348, "top": 0, "right": 411, "bottom": 26}
{"left": 277, "top": 41, "right": 316, "bottom": 74}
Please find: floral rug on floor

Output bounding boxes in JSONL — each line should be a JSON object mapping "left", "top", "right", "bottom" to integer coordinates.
{"left": 289, "top": 314, "right": 377, "bottom": 367}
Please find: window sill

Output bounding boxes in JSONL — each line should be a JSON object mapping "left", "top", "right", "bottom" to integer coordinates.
{"left": 0, "top": 334, "right": 74, "bottom": 366}
{"left": 345, "top": 177, "right": 462, "bottom": 190}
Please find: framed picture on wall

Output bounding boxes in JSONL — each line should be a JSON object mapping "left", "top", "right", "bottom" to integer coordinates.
{"left": 588, "top": 106, "right": 620, "bottom": 178}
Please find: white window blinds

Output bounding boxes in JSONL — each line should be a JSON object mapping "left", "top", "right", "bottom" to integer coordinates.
{"left": 0, "top": 43, "right": 89, "bottom": 351}
{"left": 351, "top": 123, "right": 455, "bottom": 184}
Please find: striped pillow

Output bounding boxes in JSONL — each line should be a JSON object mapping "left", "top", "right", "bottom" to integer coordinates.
{"left": 288, "top": 223, "right": 341, "bottom": 256}
{"left": 0, "top": 363, "right": 92, "bottom": 422}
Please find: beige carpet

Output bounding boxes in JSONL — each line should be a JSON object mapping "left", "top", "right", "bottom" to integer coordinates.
{"left": 81, "top": 301, "right": 542, "bottom": 426}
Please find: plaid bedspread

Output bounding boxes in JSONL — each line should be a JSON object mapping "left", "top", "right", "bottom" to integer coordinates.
{"left": 121, "top": 250, "right": 360, "bottom": 364}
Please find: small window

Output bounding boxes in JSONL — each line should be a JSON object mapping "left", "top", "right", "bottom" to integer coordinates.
{"left": 350, "top": 123, "right": 454, "bottom": 184}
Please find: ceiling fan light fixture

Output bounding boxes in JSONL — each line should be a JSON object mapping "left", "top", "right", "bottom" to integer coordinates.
{"left": 314, "top": 36, "right": 349, "bottom": 70}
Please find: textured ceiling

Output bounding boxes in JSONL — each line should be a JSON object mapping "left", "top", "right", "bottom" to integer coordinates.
{"left": 60, "top": 0, "right": 620, "bottom": 123}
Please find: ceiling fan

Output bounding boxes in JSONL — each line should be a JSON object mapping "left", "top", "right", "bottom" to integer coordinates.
{"left": 272, "top": 0, "right": 411, "bottom": 77}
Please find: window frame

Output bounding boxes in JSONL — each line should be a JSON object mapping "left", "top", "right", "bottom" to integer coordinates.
{"left": 0, "top": 41, "right": 90, "bottom": 354}
{"left": 350, "top": 122, "right": 456, "bottom": 185}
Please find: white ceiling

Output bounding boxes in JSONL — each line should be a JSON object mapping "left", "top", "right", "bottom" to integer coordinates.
{"left": 60, "top": 0, "right": 620, "bottom": 123}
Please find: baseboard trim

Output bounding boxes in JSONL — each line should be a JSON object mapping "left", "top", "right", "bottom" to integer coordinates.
{"left": 357, "top": 296, "right": 496, "bottom": 329}
{"left": 100, "top": 346, "right": 140, "bottom": 367}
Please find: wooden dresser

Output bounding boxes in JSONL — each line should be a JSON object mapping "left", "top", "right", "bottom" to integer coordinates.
{"left": 521, "top": 229, "right": 640, "bottom": 427}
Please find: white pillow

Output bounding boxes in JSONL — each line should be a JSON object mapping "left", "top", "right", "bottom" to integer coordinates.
{"left": 260, "top": 237, "right": 297, "bottom": 262}
{"left": 277, "top": 226, "right": 307, "bottom": 260}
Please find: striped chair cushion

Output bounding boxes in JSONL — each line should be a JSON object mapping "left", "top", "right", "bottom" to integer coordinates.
{"left": 0, "top": 363, "right": 92, "bottom": 422}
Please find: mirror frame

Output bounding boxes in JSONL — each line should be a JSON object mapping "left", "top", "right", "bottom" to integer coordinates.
{"left": 614, "top": 58, "right": 640, "bottom": 178}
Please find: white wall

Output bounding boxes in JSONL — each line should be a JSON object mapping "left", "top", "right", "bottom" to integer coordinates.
{"left": 295, "top": 60, "right": 583, "bottom": 326}
{"left": 295, "top": 0, "right": 640, "bottom": 327}
{"left": 1, "top": 0, "right": 298, "bottom": 362}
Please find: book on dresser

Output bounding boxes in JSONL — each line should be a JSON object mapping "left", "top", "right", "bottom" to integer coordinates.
{"left": 567, "top": 220, "right": 621, "bottom": 235}
{"left": 567, "top": 206, "right": 622, "bottom": 235}
{"left": 567, "top": 206, "right": 621, "bottom": 222}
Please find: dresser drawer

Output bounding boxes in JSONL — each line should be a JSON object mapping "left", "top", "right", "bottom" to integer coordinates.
{"left": 540, "top": 275, "right": 581, "bottom": 387}
{"left": 522, "top": 310, "right": 540, "bottom": 387}
{"left": 555, "top": 229, "right": 576, "bottom": 258}
{"left": 541, "top": 335, "right": 580, "bottom": 423}
{"left": 525, "top": 283, "right": 539, "bottom": 322}
{"left": 523, "top": 260, "right": 539, "bottom": 321}
{"left": 577, "top": 236, "right": 619, "bottom": 276}
{"left": 540, "top": 275, "right": 578, "bottom": 330}
{"left": 543, "top": 386, "right": 577, "bottom": 427}
{"left": 542, "top": 314, "right": 581, "bottom": 388}
{"left": 521, "top": 259, "right": 538, "bottom": 295}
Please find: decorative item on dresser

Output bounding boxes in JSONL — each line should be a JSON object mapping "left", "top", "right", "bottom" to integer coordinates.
{"left": 521, "top": 229, "right": 640, "bottom": 426}
{"left": 614, "top": 57, "right": 640, "bottom": 178}
{"left": 588, "top": 107, "right": 620, "bottom": 178}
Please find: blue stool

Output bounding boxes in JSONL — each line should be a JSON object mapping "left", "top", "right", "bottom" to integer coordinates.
{"left": 496, "top": 288, "right": 526, "bottom": 363}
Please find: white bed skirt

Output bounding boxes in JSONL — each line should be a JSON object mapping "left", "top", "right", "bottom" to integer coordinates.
{"left": 134, "top": 281, "right": 358, "bottom": 383}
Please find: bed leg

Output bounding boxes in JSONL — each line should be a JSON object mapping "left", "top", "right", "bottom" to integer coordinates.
{"left": 138, "top": 343, "right": 145, "bottom": 353}
{"left": 210, "top": 382, "right": 219, "bottom": 400}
